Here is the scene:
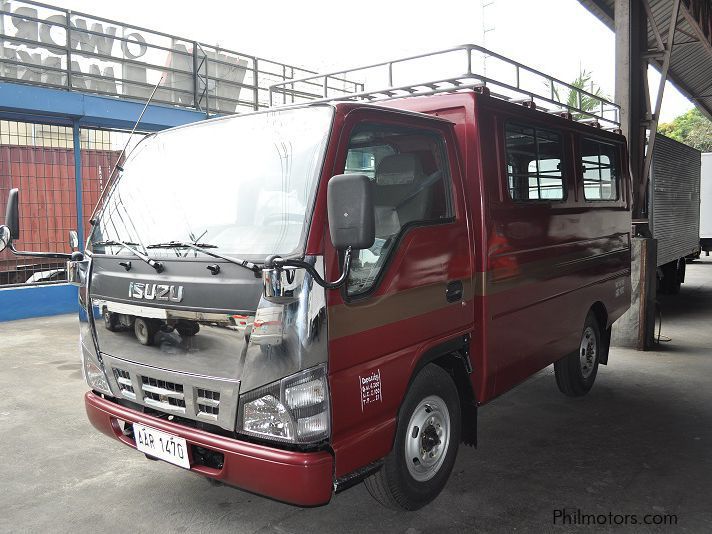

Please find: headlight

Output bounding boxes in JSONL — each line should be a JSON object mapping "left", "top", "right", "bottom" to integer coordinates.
{"left": 237, "top": 364, "right": 330, "bottom": 445}
{"left": 81, "top": 344, "right": 112, "bottom": 396}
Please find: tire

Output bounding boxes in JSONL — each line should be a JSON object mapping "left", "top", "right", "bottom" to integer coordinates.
{"left": 555, "top": 311, "right": 602, "bottom": 397}
{"left": 660, "top": 261, "right": 681, "bottom": 294}
{"left": 103, "top": 309, "right": 118, "bottom": 331}
{"left": 176, "top": 321, "right": 200, "bottom": 337}
{"left": 134, "top": 317, "right": 159, "bottom": 346}
{"left": 364, "top": 364, "right": 461, "bottom": 510}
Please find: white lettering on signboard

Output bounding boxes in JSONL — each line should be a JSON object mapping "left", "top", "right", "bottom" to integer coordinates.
{"left": 359, "top": 369, "right": 382, "bottom": 412}
{"left": 0, "top": 0, "right": 248, "bottom": 111}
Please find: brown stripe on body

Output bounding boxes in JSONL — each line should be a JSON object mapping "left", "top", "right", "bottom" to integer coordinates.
{"left": 328, "top": 245, "right": 628, "bottom": 339}
{"left": 329, "top": 279, "right": 475, "bottom": 339}
{"left": 487, "top": 247, "right": 630, "bottom": 294}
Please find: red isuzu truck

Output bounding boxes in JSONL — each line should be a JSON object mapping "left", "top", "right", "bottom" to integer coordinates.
{"left": 0, "top": 46, "right": 631, "bottom": 510}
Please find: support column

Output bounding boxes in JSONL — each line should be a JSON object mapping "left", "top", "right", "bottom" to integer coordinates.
{"left": 72, "top": 121, "right": 84, "bottom": 250}
{"left": 612, "top": 237, "right": 657, "bottom": 350}
{"left": 613, "top": 0, "right": 657, "bottom": 350}
{"left": 615, "top": 0, "right": 647, "bottom": 220}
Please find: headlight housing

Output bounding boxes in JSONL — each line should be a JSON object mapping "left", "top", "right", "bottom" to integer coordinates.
{"left": 237, "top": 364, "right": 330, "bottom": 445}
{"left": 81, "top": 343, "right": 112, "bottom": 396}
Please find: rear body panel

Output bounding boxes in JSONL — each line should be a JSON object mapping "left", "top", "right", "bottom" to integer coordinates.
{"left": 325, "top": 94, "right": 631, "bottom": 476}
{"left": 649, "top": 134, "right": 701, "bottom": 265}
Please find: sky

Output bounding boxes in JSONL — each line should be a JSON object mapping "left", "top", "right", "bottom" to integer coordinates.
{"left": 53, "top": 0, "right": 693, "bottom": 122}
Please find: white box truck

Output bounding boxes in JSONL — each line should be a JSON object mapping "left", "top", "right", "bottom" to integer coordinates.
{"left": 700, "top": 153, "right": 712, "bottom": 256}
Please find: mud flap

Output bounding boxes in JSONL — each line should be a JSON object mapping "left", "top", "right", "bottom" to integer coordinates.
{"left": 599, "top": 326, "right": 612, "bottom": 365}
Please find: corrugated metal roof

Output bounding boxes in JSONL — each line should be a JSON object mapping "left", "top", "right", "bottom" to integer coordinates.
{"left": 578, "top": 0, "right": 712, "bottom": 121}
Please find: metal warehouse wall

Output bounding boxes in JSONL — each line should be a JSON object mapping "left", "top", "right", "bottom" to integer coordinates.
{"left": 650, "top": 134, "right": 702, "bottom": 267}
{"left": 0, "top": 120, "right": 121, "bottom": 285}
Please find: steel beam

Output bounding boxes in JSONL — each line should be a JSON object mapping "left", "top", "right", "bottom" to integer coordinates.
{"left": 641, "top": 0, "right": 681, "bottom": 194}
{"left": 72, "top": 122, "right": 84, "bottom": 249}
{"left": 615, "top": 0, "right": 648, "bottom": 224}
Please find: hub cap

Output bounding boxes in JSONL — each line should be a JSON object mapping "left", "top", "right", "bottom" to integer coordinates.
{"left": 579, "top": 326, "right": 597, "bottom": 379}
{"left": 405, "top": 395, "right": 451, "bottom": 482}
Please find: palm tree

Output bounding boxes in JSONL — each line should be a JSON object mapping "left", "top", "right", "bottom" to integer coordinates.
{"left": 549, "top": 69, "right": 610, "bottom": 118}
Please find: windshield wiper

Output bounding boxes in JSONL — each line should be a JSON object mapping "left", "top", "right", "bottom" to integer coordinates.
{"left": 147, "top": 241, "right": 261, "bottom": 274}
{"left": 92, "top": 240, "right": 164, "bottom": 273}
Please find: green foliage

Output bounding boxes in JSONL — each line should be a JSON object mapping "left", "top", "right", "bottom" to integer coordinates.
{"left": 658, "top": 108, "right": 712, "bottom": 152}
{"left": 553, "top": 69, "right": 609, "bottom": 112}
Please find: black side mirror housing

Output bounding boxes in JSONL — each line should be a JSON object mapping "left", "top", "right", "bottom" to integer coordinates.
{"left": 5, "top": 188, "right": 20, "bottom": 240}
{"left": 327, "top": 174, "right": 375, "bottom": 251}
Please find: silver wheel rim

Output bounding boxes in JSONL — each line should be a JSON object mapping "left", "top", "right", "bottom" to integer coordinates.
{"left": 579, "top": 326, "right": 597, "bottom": 379}
{"left": 404, "top": 395, "right": 451, "bottom": 482}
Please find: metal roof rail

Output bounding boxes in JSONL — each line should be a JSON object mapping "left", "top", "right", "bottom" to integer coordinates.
{"left": 268, "top": 44, "right": 620, "bottom": 127}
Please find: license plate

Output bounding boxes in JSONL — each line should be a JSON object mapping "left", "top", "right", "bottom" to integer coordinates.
{"left": 133, "top": 423, "right": 190, "bottom": 469}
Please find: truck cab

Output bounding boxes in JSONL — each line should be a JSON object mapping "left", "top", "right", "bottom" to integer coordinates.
{"left": 0, "top": 86, "right": 631, "bottom": 510}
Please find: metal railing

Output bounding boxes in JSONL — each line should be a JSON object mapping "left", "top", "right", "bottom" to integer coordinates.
{"left": 269, "top": 44, "right": 621, "bottom": 127}
{"left": 0, "top": 0, "right": 359, "bottom": 114}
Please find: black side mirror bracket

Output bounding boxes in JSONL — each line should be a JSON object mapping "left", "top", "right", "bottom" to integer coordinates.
{"left": 3, "top": 188, "right": 77, "bottom": 260}
{"left": 5, "top": 188, "right": 20, "bottom": 240}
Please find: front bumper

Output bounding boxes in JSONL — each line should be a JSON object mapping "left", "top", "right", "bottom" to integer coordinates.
{"left": 84, "top": 391, "right": 334, "bottom": 506}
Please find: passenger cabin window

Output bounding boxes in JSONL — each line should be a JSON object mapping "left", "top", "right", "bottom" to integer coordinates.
{"left": 505, "top": 123, "right": 565, "bottom": 201}
{"left": 343, "top": 123, "right": 453, "bottom": 296}
{"left": 581, "top": 138, "right": 619, "bottom": 201}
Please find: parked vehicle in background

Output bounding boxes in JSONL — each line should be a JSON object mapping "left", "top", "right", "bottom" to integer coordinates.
{"left": 649, "top": 135, "right": 701, "bottom": 294}
{"left": 0, "top": 46, "right": 632, "bottom": 511}
{"left": 24, "top": 268, "right": 66, "bottom": 284}
{"left": 700, "top": 153, "right": 712, "bottom": 256}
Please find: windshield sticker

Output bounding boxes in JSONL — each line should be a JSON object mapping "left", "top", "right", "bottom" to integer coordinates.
{"left": 360, "top": 369, "right": 382, "bottom": 412}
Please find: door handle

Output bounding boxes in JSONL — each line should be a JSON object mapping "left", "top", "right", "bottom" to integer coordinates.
{"left": 446, "top": 280, "right": 464, "bottom": 303}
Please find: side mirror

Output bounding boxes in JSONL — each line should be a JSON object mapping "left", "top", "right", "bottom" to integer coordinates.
{"left": 69, "top": 230, "right": 79, "bottom": 250}
{"left": 0, "top": 225, "right": 9, "bottom": 253}
{"left": 327, "top": 174, "right": 375, "bottom": 250}
{"left": 5, "top": 188, "right": 20, "bottom": 240}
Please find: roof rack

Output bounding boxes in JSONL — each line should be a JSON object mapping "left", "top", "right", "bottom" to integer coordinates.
{"left": 268, "top": 44, "right": 620, "bottom": 128}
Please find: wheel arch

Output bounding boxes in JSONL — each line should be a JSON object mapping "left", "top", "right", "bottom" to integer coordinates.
{"left": 402, "top": 335, "right": 478, "bottom": 447}
{"left": 590, "top": 301, "right": 611, "bottom": 365}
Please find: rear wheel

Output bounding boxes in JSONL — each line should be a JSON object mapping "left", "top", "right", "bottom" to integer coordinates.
{"left": 660, "top": 260, "right": 682, "bottom": 294}
{"left": 555, "top": 311, "right": 601, "bottom": 397}
{"left": 176, "top": 321, "right": 200, "bottom": 337}
{"left": 103, "top": 309, "right": 118, "bottom": 331}
{"left": 364, "top": 364, "right": 460, "bottom": 510}
{"left": 134, "top": 317, "right": 159, "bottom": 346}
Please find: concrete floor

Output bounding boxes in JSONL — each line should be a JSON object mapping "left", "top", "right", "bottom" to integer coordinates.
{"left": 2, "top": 261, "right": 712, "bottom": 533}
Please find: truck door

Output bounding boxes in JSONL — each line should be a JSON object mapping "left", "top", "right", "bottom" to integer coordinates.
{"left": 324, "top": 111, "right": 473, "bottom": 477}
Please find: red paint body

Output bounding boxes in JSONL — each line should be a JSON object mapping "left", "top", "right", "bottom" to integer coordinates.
{"left": 85, "top": 392, "right": 334, "bottom": 506}
{"left": 317, "top": 93, "right": 631, "bottom": 480}
{"left": 86, "top": 91, "right": 631, "bottom": 504}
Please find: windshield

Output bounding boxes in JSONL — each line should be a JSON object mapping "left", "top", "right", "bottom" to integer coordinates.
{"left": 88, "top": 106, "right": 333, "bottom": 258}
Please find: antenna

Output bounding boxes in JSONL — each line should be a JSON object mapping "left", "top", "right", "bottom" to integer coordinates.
{"left": 87, "top": 73, "right": 166, "bottom": 224}
{"left": 111, "top": 73, "right": 165, "bottom": 177}
{"left": 481, "top": 0, "right": 496, "bottom": 77}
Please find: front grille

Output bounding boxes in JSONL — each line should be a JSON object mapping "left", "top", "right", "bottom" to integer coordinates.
{"left": 114, "top": 368, "right": 136, "bottom": 400}
{"left": 104, "top": 356, "right": 240, "bottom": 431}
{"left": 141, "top": 377, "right": 184, "bottom": 394}
{"left": 196, "top": 388, "right": 221, "bottom": 420}
{"left": 140, "top": 376, "right": 186, "bottom": 414}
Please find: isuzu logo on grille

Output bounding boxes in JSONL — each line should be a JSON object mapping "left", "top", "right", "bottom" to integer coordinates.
{"left": 128, "top": 282, "right": 184, "bottom": 302}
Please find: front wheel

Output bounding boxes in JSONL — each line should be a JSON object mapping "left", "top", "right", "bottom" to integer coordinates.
{"left": 134, "top": 317, "right": 159, "bottom": 346}
{"left": 555, "top": 311, "right": 602, "bottom": 397}
{"left": 364, "top": 364, "right": 461, "bottom": 510}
